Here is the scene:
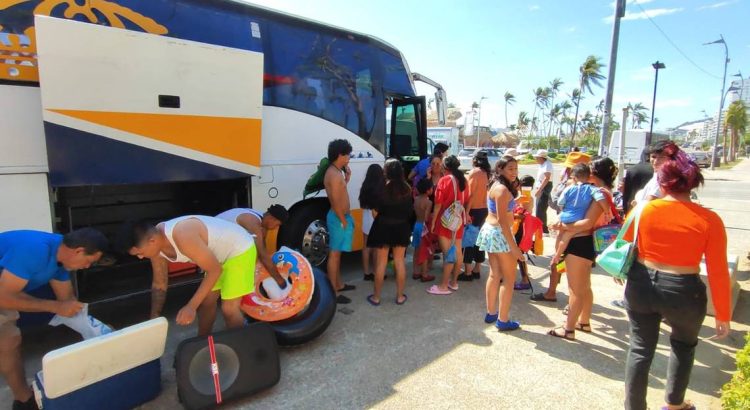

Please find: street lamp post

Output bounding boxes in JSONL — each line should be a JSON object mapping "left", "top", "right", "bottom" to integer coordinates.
{"left": 649, "top": 61, "right": 665, "bottom": 145}
{"left": 732, "top": 71, "right": 744, "bottom": 100}
{"left": 476, "top": 96, "right": 488, "bottom": 147}
{"left": 703, "top": 35, "right": 729, "bottom": 170}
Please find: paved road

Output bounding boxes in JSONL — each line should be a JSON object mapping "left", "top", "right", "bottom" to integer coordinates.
{"left": 3, "top": 161, "right": 750, "bottom": 410}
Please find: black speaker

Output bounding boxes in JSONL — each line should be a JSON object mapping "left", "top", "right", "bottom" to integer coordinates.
{"left": 174, "top": 323, "right": 280, "bottom": 409}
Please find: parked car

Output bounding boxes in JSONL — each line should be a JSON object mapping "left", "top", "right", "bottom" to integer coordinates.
{"left": 690, "top": 151, "right": 711, "bottom": 168}
{"left": 457, "top": 147, "right": 502, "bottom": 171}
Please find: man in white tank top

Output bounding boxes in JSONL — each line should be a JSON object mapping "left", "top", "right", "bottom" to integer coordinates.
{"left": 119, "top": 216, "right": 256, "bottom": 336}
{"left": 215, "top": 205, "right": 289, "bottom": 290}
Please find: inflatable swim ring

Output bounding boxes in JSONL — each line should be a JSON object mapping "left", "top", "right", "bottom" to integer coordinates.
{"left": 240, "top": 247, "right": 314, "bottom": 322}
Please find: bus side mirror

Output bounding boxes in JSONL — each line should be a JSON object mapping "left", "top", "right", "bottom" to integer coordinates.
{"left": 435, "top": 89, "right": 447, "bottom": 126}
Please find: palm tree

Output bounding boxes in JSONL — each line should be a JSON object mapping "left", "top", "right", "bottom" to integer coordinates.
{"left": 725, "top": 101, "right": 747, "bottom": 162}
{"left": 504, "top": 91, "right": 516, "bottom": 128}
{"left": 627, "top": 102, "right": 649, "bottom": 129}
{"left": 530, "top": 87, "right": 549, "bottom": 138}
{"left": 546, "top": 78, "right": 564, "bottom": 137}
{"left": 571, "top": 55, "right": 606, "bottom": 143}
{"left": 517, "top": 111, "right": 530, "bottom": 136}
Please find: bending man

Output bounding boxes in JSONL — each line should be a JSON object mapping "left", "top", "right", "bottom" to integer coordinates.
{"left": 120, "top": 216, "right": 256, "bottom": 336}
{"left": 0, "top": 228, "right": 107, "bottom": 410}
{"left": 216, "top": 205, "right": 289, "bottom": 289}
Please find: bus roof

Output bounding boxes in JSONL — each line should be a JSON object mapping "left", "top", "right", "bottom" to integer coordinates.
{"left": 223, "top": 0, "right": 406, "bottom": 59}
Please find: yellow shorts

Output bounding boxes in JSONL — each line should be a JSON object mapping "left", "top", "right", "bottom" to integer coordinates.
{"left": 211, "top": 246, "right": 256, "bottom": 300}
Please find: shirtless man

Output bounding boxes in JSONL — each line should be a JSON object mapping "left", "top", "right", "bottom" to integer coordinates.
{"left": 120, "top": 216, "right": 256, "bottom": 336}
{"left": 216, "top": 205, "right": 289, "bottom": 289}
{"left": 324, "top": 139, "right": 355, "bottom": 304}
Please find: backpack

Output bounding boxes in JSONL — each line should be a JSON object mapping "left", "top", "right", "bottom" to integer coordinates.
{"left": 303, "top": 158, "right": 330, "bottom": 199}
{"left": 440, "top": 176, "right": 465, "bottom": 231}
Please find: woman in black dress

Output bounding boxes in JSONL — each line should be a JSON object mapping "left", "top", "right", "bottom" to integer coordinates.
{"left": 367, "top": 158, "right": 413, "bottom": 305}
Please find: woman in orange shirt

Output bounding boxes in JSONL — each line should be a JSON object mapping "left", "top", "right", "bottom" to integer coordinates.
{"left": 622, "top": 142, "right": 730, "bottom": 410}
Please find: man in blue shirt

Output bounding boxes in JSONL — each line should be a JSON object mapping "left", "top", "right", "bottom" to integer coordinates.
{"left": 408, "top": 142, "right": 449, "bottom": 187}
{"left": 0, "top": 228, "right": 108, "bottom": 410}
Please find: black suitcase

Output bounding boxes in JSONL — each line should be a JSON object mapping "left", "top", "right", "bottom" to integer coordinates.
{"left": 174, "top": 322, "right": 280, "bottom": 409}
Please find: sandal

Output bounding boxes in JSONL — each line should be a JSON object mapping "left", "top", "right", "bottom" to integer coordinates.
{"left": 420, "top": 274, "right": 435, "bottom": 282}
{"left": 484, "top": 312, "right": 499, "bottom": 323}
{"left": 338, "top": 283, "right": 356, "bottom": 292}
{"left": 457, "top": 273, "right": 474, "bottom": 282}
{"left": 447, "top": 282, "right": 459, "bottom": 291}
{"left": 396, "top": 294, "right": 408, "bottom": 305}
{"left": 364, "top": 273, "right": 374, "bottom": 281}
{"left": 562, "top": 304, "right": 570, "bottom": 316}
{"left": 513, "top": 282, "right": 531, "bottom": 290}
{"left": 366, "top": 294, "right": 380, "bottom": 306}
{"left": 575, "top": 323, "right": 592, "bottom": 333}
{"left": 530, "top": 292, "right": 557, "bottom": 302}
{"left": 471, "top": 271, "right": 481, "bottom": 280}
{"left": 547, "top": 326, "right": 575, "bottom": 340}
{"left": 412, "top": 273, "right": 422, "bottom": 280}
{"left": 660, "top": 401, "right": 696, "bottom": 410}
{"left": 495, "top": 319, "right": 520, "bottom": 331}
{"left": 426, "top": 285, "right": 452, "bottom": 295}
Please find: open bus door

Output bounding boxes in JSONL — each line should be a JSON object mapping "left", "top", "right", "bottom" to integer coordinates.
{"left": 389, "top": 96, "right": 427, "bottom": 175}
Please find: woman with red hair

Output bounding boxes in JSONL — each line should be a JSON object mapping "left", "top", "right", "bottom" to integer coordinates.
{"left": 622, "top": 142, "right": 731, "bottom": 410}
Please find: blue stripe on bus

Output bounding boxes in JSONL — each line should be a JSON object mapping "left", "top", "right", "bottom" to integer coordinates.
{"left": 44, "top": 122, "right": 247, "bottom": 187}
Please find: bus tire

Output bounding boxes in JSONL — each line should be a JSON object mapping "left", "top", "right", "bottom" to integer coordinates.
{"left": 267, "top": 267, "right": 336, "bottom": 346}
{"left": 279, "top": 201, "right": 330, "bottom": 268}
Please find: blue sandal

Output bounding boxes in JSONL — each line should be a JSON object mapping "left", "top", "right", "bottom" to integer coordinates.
{"left": 495, "top": 319, "right": 520, "bottom": 331}
{"left": 484, "top": 312, "right": 499, "bottom": 323}
{"left": 366, "top": 294, "right": 380, "bottom": 306}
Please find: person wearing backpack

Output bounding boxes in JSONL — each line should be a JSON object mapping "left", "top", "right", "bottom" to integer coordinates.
{"left": 426, "top": 155, "right": 469, "bottom": 296}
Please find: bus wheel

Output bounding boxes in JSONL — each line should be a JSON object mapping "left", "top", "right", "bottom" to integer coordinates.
{"left": 281, "top": 202, "right": 329, "bottom": 268}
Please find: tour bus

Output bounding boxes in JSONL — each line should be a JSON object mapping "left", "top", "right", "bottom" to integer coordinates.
{"left": 608, "top": 129, "right": 669, "bottom": 165}
{"left": 0, "top": 0, "right": 446, "bottom": 304}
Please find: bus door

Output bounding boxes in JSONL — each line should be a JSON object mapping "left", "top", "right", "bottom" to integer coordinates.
{"left": 389, "top": 96, "right": 427, "bottom": 175}
{"left": 34, "top": 15, "right": 264, "bottom": 186}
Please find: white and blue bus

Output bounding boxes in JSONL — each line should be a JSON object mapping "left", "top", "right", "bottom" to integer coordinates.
{"left": 0, "top": 0, "right": 446, "bottom": 303}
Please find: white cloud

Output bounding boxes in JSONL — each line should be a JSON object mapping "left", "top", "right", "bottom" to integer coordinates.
{"left": 529, "top": 5, "right": 540, "bottom": 11}
{"left": 698, "top": 1, "right": 738, "bottom": 10}
{"left": 603, "top": 7, "right": 683, "bottom": 23}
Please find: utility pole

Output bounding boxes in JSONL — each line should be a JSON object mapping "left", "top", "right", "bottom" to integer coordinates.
{"left": 598, "top": 0, "right": 626, "bottom": 156}
{"left": 703, "top": 35, "right": 729, "bottom": 170}
{"left": 617, "top": 107, "right": 629, "bottom": 185}
{"left": 648, "top": 61, "right": 666, "bottom": 145}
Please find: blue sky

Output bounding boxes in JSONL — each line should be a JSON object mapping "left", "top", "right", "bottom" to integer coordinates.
{"left": 248, "top": 0, "right": 749, "bottom": 131}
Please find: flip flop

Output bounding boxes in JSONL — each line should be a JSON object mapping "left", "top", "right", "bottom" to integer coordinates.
{"left": 366, "top": 294, "right": 380, "bottom": 306}
{"left": 419, "top": 274, "right": 436, "bottom": 282}
{"left": 513, "top": 282, "right": 531, "bottom": 290}
{"left": 447, "top": 282, "right": 459, "bottom": 291}
{"left": 530, "top": 292, "right": 557, "bottom": 302}
{"left": 396, "top": 294, "right": 408, "bottom": 305}
{"left": 339, "top": 284, "right": 356, "bottom": 292}
{"left": 426, "top": 285, "right": 452, "bottom": 295}
{"left": 412, "top": 274, "right": 422, "bottom": 280}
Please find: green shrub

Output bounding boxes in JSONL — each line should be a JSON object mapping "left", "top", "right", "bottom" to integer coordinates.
{"left": 548, "top": 152, "right": 558, "bottom": 159}
{"left": 525, "top": 153, "right": 534, "bottom": 160}
{"left": 722, "top": 332, "right": 750, "bottom": 409}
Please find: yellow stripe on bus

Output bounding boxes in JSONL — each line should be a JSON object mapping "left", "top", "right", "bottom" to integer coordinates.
{"left": 49, "top": 109, "right": 261, "bottom": 167}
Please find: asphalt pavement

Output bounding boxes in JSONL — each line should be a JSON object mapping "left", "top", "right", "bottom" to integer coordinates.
{"left": 2, "top": 161, "right": 750, "bottom": 410}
